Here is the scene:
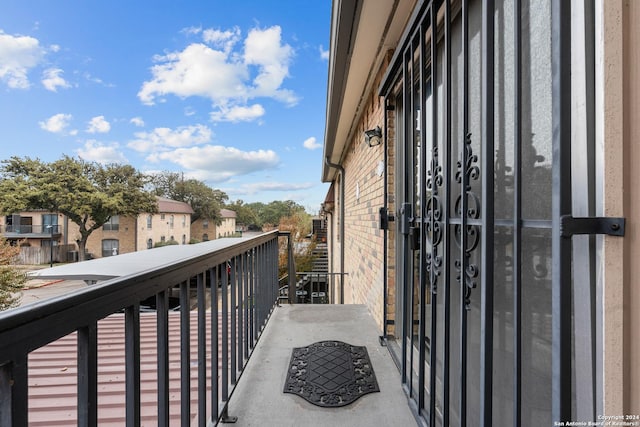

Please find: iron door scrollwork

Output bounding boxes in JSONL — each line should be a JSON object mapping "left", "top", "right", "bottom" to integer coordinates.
{"left": 454, "top": 133, "right": 481, "bottom": 309}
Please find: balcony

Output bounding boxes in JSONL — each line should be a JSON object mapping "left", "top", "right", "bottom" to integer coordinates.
{"left": 0, "top": 231, "right": 414, "bottom": 426}
{"left": 1, "top": 224, "right": 62, "bottom": 239}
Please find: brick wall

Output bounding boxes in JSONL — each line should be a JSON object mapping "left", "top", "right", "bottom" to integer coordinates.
{"left": 85, "top": 216, "right": 137, "bottom": 257}
{"left": 335, "top": 55, "right": 395, "bottom": 330}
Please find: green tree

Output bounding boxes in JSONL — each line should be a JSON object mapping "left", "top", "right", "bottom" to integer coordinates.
{"left": 0, "top": 156, "right": 157, "bottom": 261}
{"left": 148, "top": 171, "right": 228, "bottom": 224}
{"left": 260, "top": 200, "right": 306, "bottom": 227}
{"left": 0, "top": 238, "right": 27, "bottom": 311}
{"left": 227, "top": 199, "right": 260, "bottom": 228}
{"left": 228, "top": 199, "right": 307, "bottom": 230}
{"left": 277, "top": 210, "right": 314, "bottom": 277}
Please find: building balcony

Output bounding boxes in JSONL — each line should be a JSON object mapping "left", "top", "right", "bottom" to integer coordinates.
{"left": 1, "top": 224, "right": 62, "bottom": 239}
{"left": 0, "top": 231, "right": 413, "bottom": 426}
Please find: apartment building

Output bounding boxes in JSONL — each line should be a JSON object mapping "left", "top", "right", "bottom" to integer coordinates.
{"left": 85, "top": 197, "right": 194, "bottom": 257}
{"left": 190, "top": 208, "right": 237, "bottom": 242}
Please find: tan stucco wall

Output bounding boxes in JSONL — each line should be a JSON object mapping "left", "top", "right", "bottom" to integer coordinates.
{"left": 599, "top": 0, "right": 640, "bottom": 415}
{"left": 621, "top": 0, "right": 640, "bottom": 414}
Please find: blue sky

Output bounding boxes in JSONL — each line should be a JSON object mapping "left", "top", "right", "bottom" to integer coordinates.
{"left": 0, "top": 1, "right": 331, "bottom": 212}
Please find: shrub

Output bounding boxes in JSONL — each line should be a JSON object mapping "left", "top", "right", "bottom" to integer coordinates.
{"left": 0, "top": 239, "right": 27, "bottom": 311}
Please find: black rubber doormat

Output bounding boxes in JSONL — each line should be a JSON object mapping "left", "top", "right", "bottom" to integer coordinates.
{"left": 283, "top": 340, "right": 380, "bottom": 407}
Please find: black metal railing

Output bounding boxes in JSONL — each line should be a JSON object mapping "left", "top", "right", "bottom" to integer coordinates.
{"left": 1, "top": 224, "right": 61, "bottom": 235}
{"left": 0, "top": 230, "right": 290, "bottom": 426}
{"left": 278, "top": 272, "right": 344, "bottom": 304}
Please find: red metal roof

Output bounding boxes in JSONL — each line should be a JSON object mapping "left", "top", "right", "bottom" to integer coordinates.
{"left": 28, "top": 311, "right": 218, "bottom": 426}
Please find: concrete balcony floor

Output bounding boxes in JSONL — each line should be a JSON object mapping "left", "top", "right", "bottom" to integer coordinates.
{"left": 226, "top": 304, "right": 417, "bottom": 427}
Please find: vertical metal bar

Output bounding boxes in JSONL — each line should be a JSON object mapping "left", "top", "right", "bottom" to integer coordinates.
{"left": 125, "top": 303, "right": 141, "bottom": 427}
{"left": 480, "top": 0, "right": 496, "bottom": 424}
{"left": 428, "top": 4, "right": 439, "bottom": 423}
{"left": 460, "top": 1, "right": 470, "bottom": 424}
{"left": 210, "top": 267, "right": 219, "bottom": 422}
{"left": 552, "top": 0, "right": 573, "bottom": 422}
{"left": 407, "top": 41, "right": 416, "bottom": 401}
{"left": 3, "top": 356, "right": 28, "bottom": 426}
{"left": 585, "top": 2, "right": 597, "bottom": 416}
{"left": 78, "top": 322, "right": 98, "bottom": 427}
{"left": 0, "top": 362, "right": 13, "bottom": 426}
{"left": 443, "top": 1, "right": 452, "bottom": 424}
{"left": 157, "top": 291, "right": 170, "bottom": 427}
{"left": 262, "top": 243, "right": 268, "bottom": 324}
{"left": 419, "top": 9, "right": 428, "bottom": 416}
{"left": 243, "top": 252, "right": 249, "bottom": 358}
{"left": 401, "top": 46, "right": 410, "bottom": 392}
{"left": 221, "top": 262, "right": 229, "bottom": 402}
{"left": 513, "top": 0, "right": 523, "bottom": 425}
{"left": 197, "top": 273, "right": 207, "bottom": 427}
{"left": 249, "top": 249, "right": 255, "bottom": 348}
{"left": 231, "top": 256, "right": 237, "bottom": 385}
{"left": 180, "top": 281, "right": 191, "bottom": 426}
{"left": 256, "top": 246, "right": 261, "bottom": 337}
{"left": 237, "top": 254, "right": 244, "bottom": 370}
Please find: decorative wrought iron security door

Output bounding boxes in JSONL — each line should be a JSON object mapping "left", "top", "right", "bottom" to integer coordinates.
{"left": 381, "top": 1, "right": 617, "bottom": 426}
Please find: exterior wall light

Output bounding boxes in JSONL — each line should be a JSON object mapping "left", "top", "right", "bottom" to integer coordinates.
{"left": 364, "top": 126, "right": 383, "bottom": 147}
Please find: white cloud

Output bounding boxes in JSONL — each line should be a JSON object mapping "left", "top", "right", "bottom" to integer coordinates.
{"left": 76, "top": 140, "right": 127, "bottom": 164}
{"left": 42, "top": 67, "right": 70, "bottom": 92}
{"left": 138, "top": 43, "right": 248, "bottom": 105}
{"left": 303, "top": 136, "right": 322, "bottom": 150}
{"left": 86, "top": 115, "right": 111, "bottom": 134}
{"left": 39, "top": 113, "right": 72, "bottom": 133}
{"left": 235, "top": 181, "right": 315, "bottom": 195}
{"left": 181, "top": 26, "right": 202, "bottom": 36}
{"left": 138, "top": 25, "right": 297, "bottom": 120}
{"left": 203, "top": 27, "right": 241, "bottom": 53}
{"left": 210, "top": 104, "right": 265, "bottom": 123}
{"left": 128, "top": 124, "right": 212, "bottom": 153}
{"left": 153, "top": 145, "right": 279, "bottom": 182}
{"left": 83, "top": 72, "right": 114, "bottom": 87}
{"left": 319, "top": 45, "right": 329, "bottom": 60}
{"left": 0, "top": 31, "right": 45, "bottom": 89}
{"left": 130, "top": 117, "right": 145, "bottom": 127}
{"left": 244, "top": 26, "right": 297, "bottom": 104}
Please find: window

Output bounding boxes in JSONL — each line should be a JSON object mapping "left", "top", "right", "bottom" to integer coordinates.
{"left": 161, "top": 236, "right": 166, "bottom": 242}
{"left": 203, "top": 220, "right": 209, "bottom": 229}
{"left": 147, "top": 215, "right": 152, "bottom": 229}
{"left": 103, "top": 216, "right": 119, "bottom": 231}
{"left": 147, "top": 238, "right": 153, "bottom": 249}
{"left": 182, "top": 215, "right": 186, "bottom": 227}
{"left": 102, "top": 239, "right": 119, "bottom": 257}
{"left": 202, "top": 234, "right": 209, "bottom": 241}
{"left": 161, "top": 213, "right": 165, "bottom": 220}
{"left": 169, "top": 215, "right": 174, "bottom": 229}
{"left": 42, "top": 214, "right": 58, "bottom": 233}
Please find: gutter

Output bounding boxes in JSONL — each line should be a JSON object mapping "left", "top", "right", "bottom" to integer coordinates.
{"left": 324, "top": 156, "right": 345, "bottom": 305}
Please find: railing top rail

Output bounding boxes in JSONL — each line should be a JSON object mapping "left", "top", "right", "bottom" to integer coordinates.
{"left": 0, "top": 230, "right": 281, "bottom": 362}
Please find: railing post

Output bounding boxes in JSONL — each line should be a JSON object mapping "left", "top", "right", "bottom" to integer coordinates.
{"left": 281, "top": 232, "right": 296, "bottom": 305}
{"left": 0, "top": 362, "right": 11, "bottom": 426}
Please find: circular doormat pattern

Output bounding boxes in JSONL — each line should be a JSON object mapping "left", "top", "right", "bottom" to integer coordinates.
{"left": 283, "top": 340, "right": 380, "bottom": 407}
